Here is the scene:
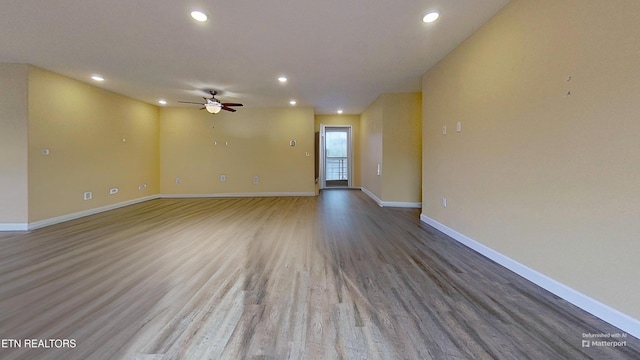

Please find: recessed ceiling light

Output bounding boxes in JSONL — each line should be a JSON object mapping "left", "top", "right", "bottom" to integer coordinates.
{"left": 423, "top": 11, "right": 440, "bottom": 23}
{"left": 91, "top": 75, "right": 104, "bottom": 82}
{"left": 158, "top": 100, "right": 167, "bottom": 105}
{"left": 278, "top": 76, "right": 288, "bottom": 83}
{"left": 191, "top": 10, "right": 208, "bottom": 22}
{"left": 289, "top": 100, "right": 297, "bottom": 105}
{"left": 337, "top": 110, "right": 343, "bottom": 114}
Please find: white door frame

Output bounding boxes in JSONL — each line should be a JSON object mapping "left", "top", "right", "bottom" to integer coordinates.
{"left": 319, "top": 124, "right": 353, "bottom": 189}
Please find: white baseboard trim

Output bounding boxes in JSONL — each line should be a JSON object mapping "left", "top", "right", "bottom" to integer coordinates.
{"left": 420, "top": 213, "right": 640, "bottom": 339}
{"left": 361, "top": 188, "right": 421, "bottom": 208}
{"left": 381, "top": 201, "right": 422, "bottom": 208}
{"left": 28, "top": 195, "right": 160, "bottom": 230}
{"left": 161, "top": 192, "right": 316, "bottom": 199}
{"left": 0, "top": 223, "right": 29, "bottom": 231}
{"left": 361, "top": 187, "right": 384, "bottom": 207}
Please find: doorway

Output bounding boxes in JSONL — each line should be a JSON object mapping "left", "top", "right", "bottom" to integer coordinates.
{"left": 320, "top": 125, "right": 352, "bottom": 189}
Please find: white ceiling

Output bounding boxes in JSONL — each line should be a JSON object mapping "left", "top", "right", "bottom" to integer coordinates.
{"left": 0, "top": 1, "right": 509, "bottom": 114}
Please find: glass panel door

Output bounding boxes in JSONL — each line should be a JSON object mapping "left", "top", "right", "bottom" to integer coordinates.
{"left": 324, "top": 127, "right": 351, "bottom": 188}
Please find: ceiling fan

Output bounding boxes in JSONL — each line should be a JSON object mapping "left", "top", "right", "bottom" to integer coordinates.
{"left": 178, "top": 90, "right": 243, "bottom": 113}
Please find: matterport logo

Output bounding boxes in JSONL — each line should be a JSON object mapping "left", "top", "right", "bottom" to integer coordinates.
{"left": 582, "top": 332, "right": 628, "bottom": 348}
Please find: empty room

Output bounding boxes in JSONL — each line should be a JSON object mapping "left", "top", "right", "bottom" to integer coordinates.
{"left": 1, "top": 0, "right": 639, "bottom": 359}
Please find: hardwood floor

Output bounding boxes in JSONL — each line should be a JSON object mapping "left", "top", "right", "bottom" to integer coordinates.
{"left": 0, "top": 190, "right": 638, "bottom": 359}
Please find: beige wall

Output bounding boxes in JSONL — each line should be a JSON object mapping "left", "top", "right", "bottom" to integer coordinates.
{"left": 28, "top": 67, "right": 159, "bottom": 222}
{"left": 382, "top": 93, "right": 422, "bottom": 203}
{"left": 422, "top": 0, "right": 640, "bottom": 319}
{"left": 160, "top": 107, "right": 315, "bottom": 195}
{"left": 0, "top": 64, "right": 29, "bottom": 224}
{"left": 360, "top": 98, "right": 383, "bottom": 199}
{"left": 315, "top": 114, "right": 361, "bottom": 188}
{"left": 3, "top": 65, "right": 314, "bottom": 224}
{"left": 361, "top": 93, "right": 422, "bottom": 204}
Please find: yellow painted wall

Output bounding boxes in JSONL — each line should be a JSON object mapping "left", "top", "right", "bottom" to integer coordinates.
{"left": 361, "top": 93, "right": 422, "bottom": 204}
{"left": 160, "top": 107, "right": 315, "bottom": 195}
{"left": 28, "top": 67, "right": 159, "bottom": 222}
{"left": 0, "top": 64, "right": 29, "bottom": 224}
{"left": 360, "top": 98, "right": 383, "bottom": 199}
{"left": 422, "top": 0, "right": 640, "bottom": 319}
{"left": 315, "top": 114, "right": 361, "bottom": 188}
{"left": 382, "top": 93, "right": 422, "bottom": 203}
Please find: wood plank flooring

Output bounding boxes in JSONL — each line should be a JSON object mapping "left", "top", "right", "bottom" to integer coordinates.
{"left": 0, "top": 190, "right": 638, "bottom": 359}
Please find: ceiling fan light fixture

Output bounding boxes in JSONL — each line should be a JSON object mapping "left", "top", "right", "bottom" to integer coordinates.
{"left": 205, "top": 102, "right": 222, "bottom": 114}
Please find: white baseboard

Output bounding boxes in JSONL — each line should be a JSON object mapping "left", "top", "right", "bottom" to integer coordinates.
{"left": 28, "top": 195, "right": 160, "bottom": 230}
{"left": 161, "top": 192, "right": 316, "bottom": 198}
{"left": 361, "top": 187, "right": 384, "bottom": 207}
{"left": 381, "top": 201, "right": 422, "bottom": 208}
{"left": 420, "top": 213, "right": 640, "bottom": 339}
{"left": 0, "top": 223, "right": 29, "bottom": 231}
{"left": 361, "top": 188, "right": 422, "bottom": 208}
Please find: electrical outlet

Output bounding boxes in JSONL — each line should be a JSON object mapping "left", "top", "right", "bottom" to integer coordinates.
{"left": 220, "top": 175, "right": 226, "bottom": 182}
{"left": 253, "top": 176, "right": 259, "bottom": 184}
{"left": 442, "top": 125, "right": 447, "bottom": 135}
{"left": 42, "top": 149, "right": 50, "bottom": 155}
{"left": 442, "top": 197, "right": 447, "bottom": 208}
{"left": 109, "top": 188, "right": 119, "bottom": 195}
{"left": 83, "top": 192, "right": 92, "bottom": 201}
{"left": 456, "top": 121, "right": 462, "bottom": 133}
{"left": 138, "top": 183, "right": 147, "bottom": 190}
{"left": 175, "top": 177, "right": 181, "bottom": 184}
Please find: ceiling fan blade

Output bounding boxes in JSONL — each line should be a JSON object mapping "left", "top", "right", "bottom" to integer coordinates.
{"left": 221, "top": 103, "right": 243, "bottom": 107}
{"left": 178, "top": 101, "right": 205, "bottom": 105}
{"left": 221, "top": 105, "right": 237, "bottom": 112}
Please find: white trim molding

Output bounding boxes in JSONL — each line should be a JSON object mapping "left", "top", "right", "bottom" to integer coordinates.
{"left": 361, "top": 188, "right": 422, "bottom": 208}
{"left": 381, "top": 201, "right": 422, "bottom": 209}
{"left": 361, "top": 187, "right": 383, "bottom": 207}
{"left": 28, "top": 195, "right": 159, "bottom": 230}
{"left": 420, "top": 213, "right": 640, "bottom": 339}
{"left": 0, "top": 223, "right": 29, "bottom": 231}
{"left": 161, "top": 192, "right": 316, "bottom": 199}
